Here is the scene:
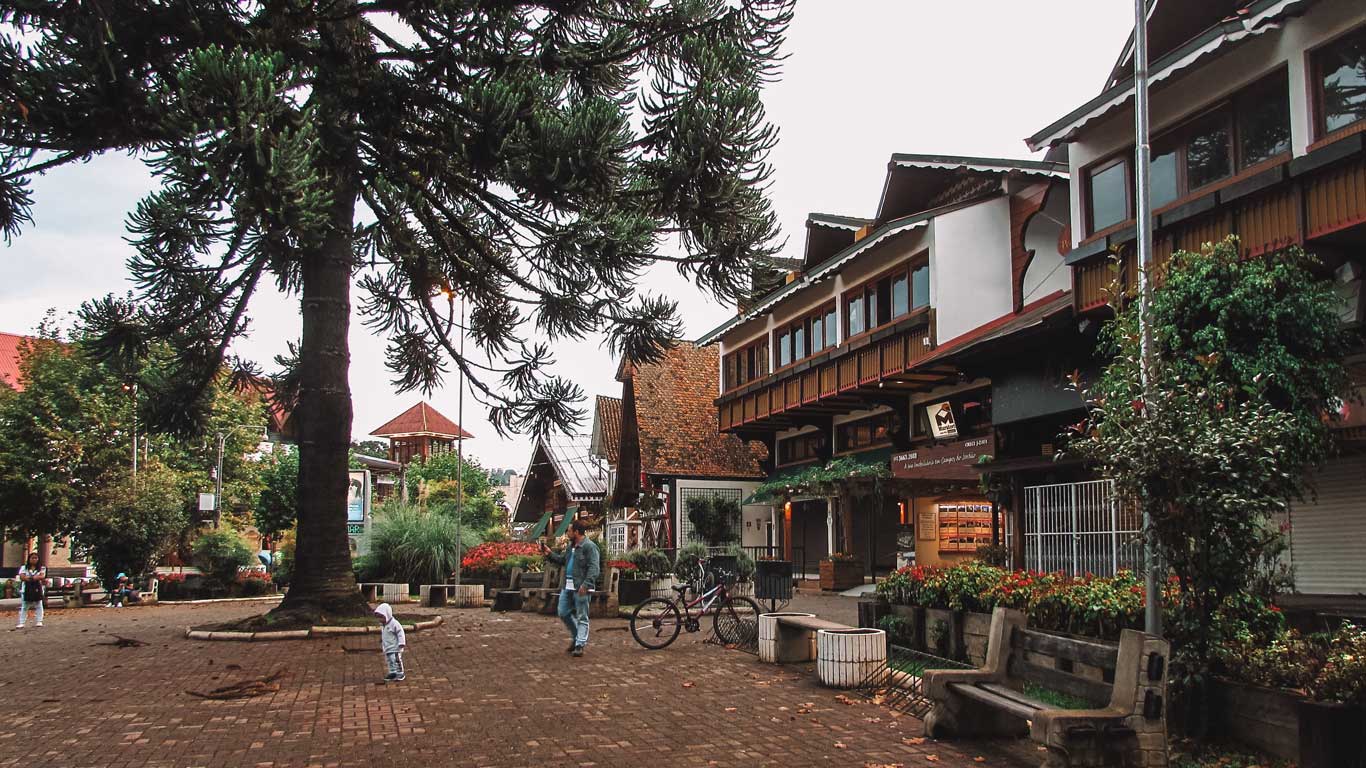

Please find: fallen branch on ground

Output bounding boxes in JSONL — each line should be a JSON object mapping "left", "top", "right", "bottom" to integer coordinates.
{"left": 94, "top": 635, "right": 147, "bottom": 647}
{"left": 186, "top": 668, "right": 286, "bottom": 700}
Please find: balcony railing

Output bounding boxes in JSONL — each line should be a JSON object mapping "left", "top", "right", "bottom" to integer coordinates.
{"left": 718, "top": 318, "right": 936, "bottom": 432}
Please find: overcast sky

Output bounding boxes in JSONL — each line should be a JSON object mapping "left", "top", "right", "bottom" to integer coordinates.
{"left": 1, "top": 2, "right": 1133, "bottom": 473}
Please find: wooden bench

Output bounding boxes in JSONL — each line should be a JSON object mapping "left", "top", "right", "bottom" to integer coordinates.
{"left": 924, "top": 607, "right": 1170, "bottom": 768}
{"left": 769, "top": 614, "right": 852, "bottom": 663}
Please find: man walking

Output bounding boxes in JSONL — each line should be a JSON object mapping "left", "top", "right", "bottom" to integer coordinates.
{"left": 541, "top": 520, "right": 600, "bottom": 657}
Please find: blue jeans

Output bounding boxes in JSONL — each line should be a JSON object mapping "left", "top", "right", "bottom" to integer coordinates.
{"left": 557, "top": 589, "right": 590, "bottom": 647}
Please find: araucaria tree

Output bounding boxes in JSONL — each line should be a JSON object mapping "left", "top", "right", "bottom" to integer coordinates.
{"left": 1, "top": 1, "right": 792, "bottom": 619}
{"left": 1070, "top": 238, "right": 1353, "bottom": 730}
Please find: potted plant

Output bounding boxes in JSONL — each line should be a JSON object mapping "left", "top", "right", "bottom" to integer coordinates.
{"left": 613, "top": 559, "right": 650, "bottom": 605}
{"left": 819, "top": 552, "right": 863, "bottom": 591}
{"left": 725, "top": 545, "right": 756, "bottom": 597}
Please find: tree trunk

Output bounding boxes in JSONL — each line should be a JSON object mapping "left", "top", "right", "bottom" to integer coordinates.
{"left": 271, "top": 5, "right": 370, "bottom": 620}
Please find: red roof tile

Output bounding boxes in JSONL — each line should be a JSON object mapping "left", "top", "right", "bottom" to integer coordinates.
{"left": 370, "top": 401, "right": 473, "bottom": 439}
{"left": 592, "top": 395, "right": 622, "bottom": 464}
{"left": 630, "top": 342, "right": 766, "bottom": 479}
{"left": 0, "top": 332, "right": 65, "bottom": 392}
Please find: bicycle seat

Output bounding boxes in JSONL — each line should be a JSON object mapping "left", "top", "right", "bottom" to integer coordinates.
{"left": 671, "top": 584, "right": 689, "bottom": 594}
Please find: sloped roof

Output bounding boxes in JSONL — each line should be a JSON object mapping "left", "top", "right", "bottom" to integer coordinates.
{"left": 0, "top": 332, "right": 30, "bottom": 391}
{"left": 543, "top": 435, "right": 608, "bottom": 498}
{"left": 630, "top": 342, "right": 766, "bottom": 479}
{"left": 370, "top": 401, "right": 473, "bottom": 439}
{"left": 590, "top": 395, "right": 622, "bottom": 464}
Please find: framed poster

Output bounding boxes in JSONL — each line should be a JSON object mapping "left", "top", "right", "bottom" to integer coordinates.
{"left": 936, "top": 502, "right": 993, "bottom": 553}
{"left": 917, "top": 509, "right": 938, "bottom": 540}
{"left": 926, "top": 401, "right": 959, "bottom": 439}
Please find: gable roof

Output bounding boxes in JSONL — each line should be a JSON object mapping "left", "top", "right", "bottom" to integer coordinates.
{"left": 512, "top": 435, "right": 608, "bottom": 521}
{"left": 0, "top": 332, "right": 31, "bottom": 391}
{"left": 370, "top": 401, "right": 473, "bottom": 439}
{"left": 804, "top": 213, "right": 870, "bottom": 270}
{"left": 1026, "top": 0, "right": 1312, "bottom": 151}
{"left": 877, "top": 154, "right": 1067, "bottom": 222}
{"left": 629, "top": 342, "right": 766, "bottom": 479}
{"left": 590, "top": 395, "right": 622, "bottom": 464}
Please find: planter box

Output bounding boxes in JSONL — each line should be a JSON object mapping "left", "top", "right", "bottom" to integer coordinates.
{"left": 961, "top": 611, "right": 993, "bottom": 666}
{"left": 816, "top": 628, "right": 887, "bottom": 689}
{"left": 923, "top": 607, "right": 963, "bottom": 660}
{"left": 1213, "top": 679, "right": 1366, "bottom": 768}
{"left": 649, "top": 576, "right": 677, "bottom": 599}
{"left": 619, "top": 578, "right": 650, "bottom": 606}
{"left": 730, "top": 581, "right": 754, "bottom": 598}
{"left": 819, "top": 560, "right": 863, "bottom": 591}
{"left": 857, "top": 599, "right": 890, "bottom": 630}
{"left": 887, "top": 604, "right": 925, "bottom": 651}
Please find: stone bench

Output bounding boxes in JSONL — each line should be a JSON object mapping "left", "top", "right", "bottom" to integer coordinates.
{"left": 419, "top": 584, "right": 483, "bottom": 607}
{"left": 924, "top": 607, "right": 1170, "bottom": 768}
{"left": 759, "top": 613, "right": 849, "bottom": 663}
{"left": 359, "top": 582, "right": 410, "bottom": 603}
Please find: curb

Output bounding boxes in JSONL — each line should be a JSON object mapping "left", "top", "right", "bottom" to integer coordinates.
{"left": 185, "top": 614, "right": 443, "bottom": 641}
{"left": 159, "top": 595, "right": 285, "bottom": 606}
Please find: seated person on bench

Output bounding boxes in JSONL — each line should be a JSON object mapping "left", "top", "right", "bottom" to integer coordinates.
{"left": 107, "top": 573, "right": 140, "bottom": 608}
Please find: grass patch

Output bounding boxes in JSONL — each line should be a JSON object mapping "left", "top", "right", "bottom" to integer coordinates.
{"left": 1170, "top": 742, "right": 1293, "bottom": 768}
{"left": 1021, "top": 682, "right": 1093, "bottom": 710}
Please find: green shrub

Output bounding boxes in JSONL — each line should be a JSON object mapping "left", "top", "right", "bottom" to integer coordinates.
{"left": 725, "top": 544, "right": 756, "bottom": 581}
{"left": 367, "top": 504, "right": 480, "bottom": 585}
{"left": 498, "top": 554, "right": 544, "bottom": 573}
{"left": 191, "top": 528, "right": 254, "bottom": 592}
{"left": 625, "top": 548, "right": 672, "bottom": 580}
{"left": 685, "top": 495, "right": 739, "bottom": 545}
{"left": 674, "top": 542, "right": 709, "bottom": 583}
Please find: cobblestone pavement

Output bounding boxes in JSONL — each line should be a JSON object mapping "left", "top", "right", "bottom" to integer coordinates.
{"left": 0, "top": 600, "right": 1038, "bottom": 768}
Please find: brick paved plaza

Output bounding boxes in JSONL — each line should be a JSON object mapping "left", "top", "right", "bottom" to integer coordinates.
{"left": 1, "top": 600, "right": 1037, "bottom": 768}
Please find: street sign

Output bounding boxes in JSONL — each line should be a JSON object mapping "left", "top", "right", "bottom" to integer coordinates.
{"left": 198, "top": 493, "right": 216, "bottom": 511}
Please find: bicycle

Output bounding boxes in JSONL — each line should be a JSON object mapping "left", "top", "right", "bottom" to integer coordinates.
{"left": 629, "top": 558, "right": 763, "bottom": 650}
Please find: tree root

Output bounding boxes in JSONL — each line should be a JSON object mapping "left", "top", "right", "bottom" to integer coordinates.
{"left": 186, "top": 667, "right": 286, "bottom": 700}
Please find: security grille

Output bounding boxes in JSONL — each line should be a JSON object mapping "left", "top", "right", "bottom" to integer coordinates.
{"left": 677, "top": 487, "right": 744, "bottom": 544}
{"left": 1023, "top": 479, "right": 1143, "bottom": 577}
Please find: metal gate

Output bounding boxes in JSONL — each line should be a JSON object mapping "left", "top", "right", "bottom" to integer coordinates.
{"left": 1023, "top": 479, "right": 1143, "bottom": 576}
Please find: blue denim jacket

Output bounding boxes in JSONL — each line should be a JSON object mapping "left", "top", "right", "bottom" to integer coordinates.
{"left": 547, "top": 538, "right": 601, "bottom": 591}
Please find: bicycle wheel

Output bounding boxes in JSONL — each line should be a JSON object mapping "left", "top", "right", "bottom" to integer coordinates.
{"left": 713, "top": 595, "right": 762, "bottom": 648}
{"left": 630, "top": 597, "right": 683, "bottom": 650}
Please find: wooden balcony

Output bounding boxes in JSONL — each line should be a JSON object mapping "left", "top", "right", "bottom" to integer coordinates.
{"left": 717, "top": 318, "right": 953, "bottom": 434}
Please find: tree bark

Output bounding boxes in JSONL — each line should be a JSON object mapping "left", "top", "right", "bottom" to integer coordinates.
{"left": 272, "top": 4, "right": 370, "bottom": 620}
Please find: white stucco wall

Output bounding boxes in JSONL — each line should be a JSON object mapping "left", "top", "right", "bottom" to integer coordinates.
{"left": 669, "top": 478, "right": 770, "bottom": 549}
{"left": 1022, "top": 184, "right": 1071, "bottom": 304}
{"left": 1066, "top": 0, "right": 1366, "bottom": 246}
{"left": 930, "top": 197, "right": 1014, "bottom": 344}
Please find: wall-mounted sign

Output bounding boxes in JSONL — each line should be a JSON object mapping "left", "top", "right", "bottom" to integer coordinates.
{"left": 917, "top": 510, "right": 938, "bottom": 540}
{"left": 892, "top": 435, "right": 996, "bottom": 481}
{"left": 926, "top": 401, "right": 959, "bottom": 439}
{"left": 347, "top": 471, "right": 367, "bottom": 523}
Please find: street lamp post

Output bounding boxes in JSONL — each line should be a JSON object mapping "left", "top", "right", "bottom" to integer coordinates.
{"left": 214, "top": 424, "right": 266, "bottom": 528}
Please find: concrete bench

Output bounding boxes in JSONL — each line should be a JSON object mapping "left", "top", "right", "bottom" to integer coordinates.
{"left": 924, "top": 607, "right": 1170, "bottom": 768}
{"left": 359, "top": 583, "right": 409, "bottom": 603}
{"left": 759, "top": 613, "right": 851, "bottom": 664}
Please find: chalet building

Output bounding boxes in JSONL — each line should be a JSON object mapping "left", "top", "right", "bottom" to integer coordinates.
{"left": 1027, "top": 0, "right": 1366, "bottom": 594}
{"left": 369, "top": 400, "right": 472, "bottom": 465}
{"left": 604, "top": 343, "right": 770, "bottom": 555}
{"left": 699, "top": 154, "right": 1073, "bottom": 580}
{"left": 510, "top": 436, "right": 608, "bottom": 541}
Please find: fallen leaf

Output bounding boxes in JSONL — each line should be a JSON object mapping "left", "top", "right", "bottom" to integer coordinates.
{"left": 974, "top": 758, "right": 987, "bottom": 764}
{"left": 834, "top": 742, "right": 847, "bottom": 749}
{"left": 903, "top": 737, "right": 926, "bottom": 746}
{"left": 835, "top": 694, "right": 857, "bottom": 705}
{"left": 682, "top": 681, "right": 695, "bottom": 689}
{"left": 797, "top": 708, "right": 811, "bottom": 714}
{"left": 925, "top": 757, "right": 940, "bottom": 763}
{"left": 724, "top": 707, "right": 737, "bottom": 713}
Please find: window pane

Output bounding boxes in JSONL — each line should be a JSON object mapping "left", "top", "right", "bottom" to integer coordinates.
{"left": 1238, "top": 71, "right": 1291, "bottom": 167}
{"left": 892, "top": 275, "right": 909, "bottom": 317}
{"left": 1151, "top": 145, "right": 1179, "bottom": 208}
{"left": 1088, "top": 161, "right": 1128, "bottom": 231}
{"left": 811, "top": 315, "right": 824, "bottom": 353}
{"left": 866, "top": 288, "right": 878, "bottom": 330}
{"left": 876, "top": 279, "right": 892, "bottom": 326}
{"left": 847, "top": 297, "right": 864, "bottom": 336}
{"left": 778, "top": 332, "right": 791, "bottom": 367}
{"left": 1320, "top": 28, "right": 1366, "bottom": 134}
{"left": 758, "top": 340, "right": 769, "bottom": 376}
{"left": 826, "top": 309, "right": 838, "bottom": 347}
{"left": 1186, "top": 113, "right": 1231, "bottom": 189}
{"left": 793, "top": 324, "right": 805, "bottom": 360}
{"left": 912, "top": 265, "right": 930, "bottom": 309}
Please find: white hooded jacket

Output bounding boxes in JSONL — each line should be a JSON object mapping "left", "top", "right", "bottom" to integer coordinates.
{"left": 374, "top": 603, "right": 406, "bottom": 654}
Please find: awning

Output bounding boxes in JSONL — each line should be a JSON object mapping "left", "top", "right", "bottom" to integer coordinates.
{"left": 554, "top": 506, "right": 579, "bottom": 536}
{"left": 524, "top": 511, "right": 552, "bottom": 541}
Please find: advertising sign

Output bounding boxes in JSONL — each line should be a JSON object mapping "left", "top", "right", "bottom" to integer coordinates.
{"left": 892, "top": 434, "right": 995, "bottom": 481}
{"left": 347, "top": 471, "right": 367, "bottom": 523}
{"left": 926, "top": 401, "right": 959, "bottom": 440}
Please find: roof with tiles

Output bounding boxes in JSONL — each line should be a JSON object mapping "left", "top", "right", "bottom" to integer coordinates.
{"left": 591, "top": 395, "right": 622, "bottom": 464}
{"left": 629, "top": 342, "right": 766, "bottom": 479}
{"left": 370, "top": 401, "right": 473, "bottom": 439}
{"left": 0, "top": 332, "right": 66, "bottom": 392}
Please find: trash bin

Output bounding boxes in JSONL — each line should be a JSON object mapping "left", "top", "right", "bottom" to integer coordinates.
{"left": 755, "top": 559, "right": 793, "bottom": 602}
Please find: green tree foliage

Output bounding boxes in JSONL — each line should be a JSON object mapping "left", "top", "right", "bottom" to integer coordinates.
{"left": 408, "top": 452, "right": 492, "bottom": 502}
{"left": 0, "top": 1, "right": 793, "bottom": 617}
{"left": 1069, "top": 239, "right": 1353, "bottom": 735}
{"left": 255, "top": 448, "right": 299, "bottom": 538}
{"left": 686, "top": 494, "right": 740, "bottom": 546}
{"left": 191, "top": 527, "right": 255, "bottom": 593}
{"left": 361, "top": 503, "right": 480, "bottom": 586}
{"left": 80, "top": 463, "right": 189, "bottom": 588}
{"left": 350, "top": 440, "right": 388, "bottom": 460}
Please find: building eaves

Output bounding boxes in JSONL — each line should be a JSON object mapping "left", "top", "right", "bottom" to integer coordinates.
{"left": 1025, "top": 0, "right": 1312, "bottom": 151}
{"left": 888, "top": 154, "right": 1068, "bottom": 178}
{"left": 807, "top": 212, "right": 871, "bottom": 230}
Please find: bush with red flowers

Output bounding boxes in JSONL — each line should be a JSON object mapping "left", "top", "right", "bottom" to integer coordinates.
{"left": 461, "top": 542, "right": 543, "bottom": 577}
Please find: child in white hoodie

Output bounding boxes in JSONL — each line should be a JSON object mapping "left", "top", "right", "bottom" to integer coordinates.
{"left": 373, "top": 603, "right": 406, "bottom": 682}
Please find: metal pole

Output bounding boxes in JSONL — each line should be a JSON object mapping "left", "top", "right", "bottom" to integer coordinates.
{"left": 214, "top": 432, "right": 225, "bottom": 529}
{"left": 1134, "top": 0, "right": 1162, "bottom": 637}
{"left": 453, "top": 295, "right": 466, "bottom": 585}
{"left": 131, "top": 383, "right": 138, "bottom": 479}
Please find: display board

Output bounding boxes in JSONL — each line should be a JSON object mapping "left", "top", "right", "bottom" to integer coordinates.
{"left": 937, "top": 501, "right": 993, "bottom": 553}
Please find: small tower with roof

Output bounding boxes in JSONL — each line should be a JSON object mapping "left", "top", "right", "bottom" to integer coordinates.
{"left": 370, "top": 401, "right": 472, "bottom": 465}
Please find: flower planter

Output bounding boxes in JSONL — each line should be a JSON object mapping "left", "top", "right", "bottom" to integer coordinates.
{"left": 619, "top": 578, "right": 651, "bottom": 606}
{"left": 857, "top": 599, "right": 889, "bottom": 630}
{"left": 923, "top": 607, "right": 963, "bottom": 660}
{"left": 961, "top": 611, "right": 993, "bottom": 666}
{"left": 1212, "top": 679, "right": 1366, "bottom": 767}
{"left": 819, "top": 559, "right": 863, "bottom": 591}
{"left": 730, "top": 581, "right": 754, "bottom": 598}
{"left": 816, "top": 628, "right": 887, "bottom": 688}
{"left": 886, "top": 604, "right": 925, "bottom": 650}
{"left": 649, "top": 576, "right": 677, "bottom": 599}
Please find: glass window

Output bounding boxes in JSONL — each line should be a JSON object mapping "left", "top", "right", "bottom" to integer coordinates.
{"left": 1151, "top": 144, "right": 1180, "bottom": 208}
{"left": 1088, "top": 160, "right": 1128, "bottom": 232}
{"left": 866, "top": 288, "right": 878, "bottom": 330}
{"left": 792, "top": 323, "right": 805, "bottom": 360}
{"left": 892, "top": 274, "right": 909, "bottom": 318}
{"left": 1186, "top": 113, "right": 1231, "bottom": 189}
{"left": 1318, "top": 26, "right": 1366, "bottom": 134}
{"left": 825, "top": 308, "right": 838, "bottom": 347}
{"left": 777, "top": 331, "right": 791, "bottom": 367}
{"left": 911, "top": 264, "right": 930, "bottom": 309}
{"left": 811, "top": 315, "right": 824, "bottom": 354}
{"left": 847, "top": 296, "right": 864, "bottom": 336}
{"left": 1237, "top": 71, "right": 1291, "bottom": 167}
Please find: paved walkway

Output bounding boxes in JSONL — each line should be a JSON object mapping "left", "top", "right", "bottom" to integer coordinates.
{"left": 1, "top": 600, "right": 1036, "bottom": 768}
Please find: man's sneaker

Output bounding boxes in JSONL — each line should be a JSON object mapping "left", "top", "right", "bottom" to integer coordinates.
{"left": 34, "top": 622, "right": 42, "bottom": 628}
{"left": 384, "top": 672, "right": 398, "bottom": 681}
{"left": 566, "top": 642, "right": 577, "bottom": 653}
{"left": 571, "top": 646, "right": 585, "bottom": 657}
{"left": 393, "top": 675, "right": 405, "bottom": 682}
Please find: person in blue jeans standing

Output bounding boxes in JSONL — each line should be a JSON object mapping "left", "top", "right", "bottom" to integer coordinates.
{"left": 541, "top": 520, "right": 600, "bottom": 657}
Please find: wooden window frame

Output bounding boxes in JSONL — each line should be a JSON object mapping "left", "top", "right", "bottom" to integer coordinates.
{"left": 772, "top": 302, "right": 836, "bottom": 373}
{"left": 1309, "top": 22, "right": 1366, "bottom": 146}
{"left": 834, "top": 412, "right": 895, "bottom": 455}
{"left": 722, "top": 335, "right": 769, "bottom": 393}
{"left": 1083, "top": 153, "right": 1132, "bottom": 237}
{"left": 841, "top": 256, "right": 929, "bottom": 343}
{"left": 776, "top": 431, "right": 823, "bottom": 468}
